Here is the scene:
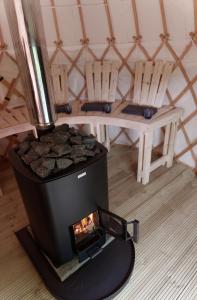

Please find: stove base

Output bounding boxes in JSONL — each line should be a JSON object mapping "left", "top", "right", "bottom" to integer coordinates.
{"left": 16, "top": 227, "right": 135, "bottom": 300}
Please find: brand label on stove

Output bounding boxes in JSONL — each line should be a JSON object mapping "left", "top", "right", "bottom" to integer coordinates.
{"left": 78, "top": 172, "right": 86, "bottom": 179}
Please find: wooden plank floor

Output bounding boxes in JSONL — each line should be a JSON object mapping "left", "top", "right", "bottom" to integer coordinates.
{"left": 0, "top": 144, "right": 196, "bottom": 300}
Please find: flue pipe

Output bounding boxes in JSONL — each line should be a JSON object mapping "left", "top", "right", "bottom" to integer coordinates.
{"left": 4, "top": 0, "right": 56, "bottom": 130}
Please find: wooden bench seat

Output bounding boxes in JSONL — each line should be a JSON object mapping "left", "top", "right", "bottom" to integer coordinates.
{"left": 53, "top": 59, "right": 183, "bottom": 184}
{"left": 0, "top": 60, "right": 183, "bottom": 185}
{"left": 56, "top": 102, "right": 183, "bottom": 184}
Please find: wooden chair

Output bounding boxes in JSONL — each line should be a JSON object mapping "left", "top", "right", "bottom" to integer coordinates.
{"left": 85, "top": 61, "right": 119, "bottom": 149}
{"left": 132, "top": 60, "right": 176, "bottom": 184}
{"left": 133, "top": 60, "right": 174, "bottom": 107}
{"left": 51, "top": 61, "right": 119, "bottom": 150}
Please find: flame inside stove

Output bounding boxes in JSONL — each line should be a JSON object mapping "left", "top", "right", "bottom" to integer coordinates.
{"left": 73, "top": 212, "right": 97, "bottom": 238}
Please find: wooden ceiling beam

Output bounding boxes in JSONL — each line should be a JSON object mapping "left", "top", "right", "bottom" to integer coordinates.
{"left": 76, "top": 0, "right": 89, "bottom": 44}
{"left": 50, "top": 0, "right": 62, "bottom": 45}
{"left": 131, "top": 0, "right": 141, "bottom": 40}
{"left": 104, "top": 0, "right": 115, "bottom": 42}
{"left": 159, "top": 0, "right": 169, "bottom": 38}
{"left": 194, "top": 0, "right": 197, "bottom": 33}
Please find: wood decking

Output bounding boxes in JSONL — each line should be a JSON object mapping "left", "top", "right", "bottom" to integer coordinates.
{"left": 0, "top": 145, "right": 196, "bottom": 300}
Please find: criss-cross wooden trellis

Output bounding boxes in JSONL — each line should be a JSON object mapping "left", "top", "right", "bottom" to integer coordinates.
{"left": 0, "top": 0, "right": 196, "bottom": 171}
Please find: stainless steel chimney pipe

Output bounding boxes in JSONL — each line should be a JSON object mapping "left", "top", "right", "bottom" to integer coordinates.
{"left": 4, "top": 0, "right": 56, "bottom": 130}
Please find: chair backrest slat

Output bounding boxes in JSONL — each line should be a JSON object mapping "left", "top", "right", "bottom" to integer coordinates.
{"left": 133, "top": 61, "right": 144, "bottom": 104}
{"left": 133, "top": 60, "right": 173, "bottom": 108}
{"left": 102, "top": 61, "right": 111, "bottom": 101}
{"left": 140, "top": 61, "right": 153, "bottom": 104}
{"left": 154, "top": 62, "right": 174, "bottom": 107}
{"left": 51, "top": 64, "right": 68, "bottom": 105}
{"left": 147, "top": 60, "right": 164, "bottom": 106}
{"left": 94, "top": 61, "right": 102, "bottom": 100}
{"left": 85, "top": 61, "right": 119, "bottom": 102}
{"left": 109, "top": 62, "right": 119, "bottom": 102}
{"left": 85, "top": 63, "right": 95, "bottom": 101}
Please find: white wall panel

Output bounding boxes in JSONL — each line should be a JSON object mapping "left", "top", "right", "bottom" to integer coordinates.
{"left": 136, "top": 0, "right": 163, "bottom": 42}
{"left": 165, "top": 0, "right": 194, "bottom": 41}
{"left": 108, "top": 0, "right": 135, "bottom": 44}
{"left": 80, "top": 0, "right": 109, "bottom": 44}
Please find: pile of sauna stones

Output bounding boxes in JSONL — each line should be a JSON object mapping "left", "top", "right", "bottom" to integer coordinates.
{"left": 17, "top": 124, "right": 100, "bottom": 178}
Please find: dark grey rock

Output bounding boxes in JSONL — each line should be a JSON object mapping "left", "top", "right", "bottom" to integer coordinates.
{"left": 83, "top": 135, "right": 96, "bottom": 149}
{"left": 56, "top": 158, "right": 73, "bottom": 170}
{"left": 40, "top": 131, "right": 69, "bottom": 144}
{"left": 51, "top": 144, "right": 72, "bottom": 156}
{"left": 40, "top": 133, "right": 54, "bottom": 143}
{"left": 72, "top": 156, "right": 87, "bottom": 164}
{"left": 72, "top": 145, "right": 86, "bottom": 152}
{"left": 85, "top": 143, "right": 95, "bottom": 150}
{"left": 17, "top": 125, "right": 101, "bottom": 179}
{"left": 30, "top": 158, "right": 44, "bottom": 171}
{"left": 53, "top": 132, "right": 69, "bottom": 143}
{"left": 34, "top": 165, "right": 52, "bottom": 178}
{"left": 31, "top": 141, "right": 51, "bottom": 156}
{"left": 17, "top": 141, "right": 30, "bottom": 156}
{"left": 71, "top": 145, "right": 86, "bottom": 157}
{"left": 85, "top": 150, "right": 95, "bottom": 157}
{"left": 22, "top": 149, "right": 39, "bottom": 164}
{"left": 43, "top": 152, "right": 60, "bottom": 158}
{"left": 69, "top": 127, "right": 77, "bottom": 136}
{"left": 83, "top": 134, "right": 96, "bottom": 143}
{"left": 41, "top": 158, "right": 55, "bottom": 170}
{"left": 54, "top": 124, "right": 69, "bottom": 132}
{"left": 70, "top": 136, "right": 82, "bottom": 145}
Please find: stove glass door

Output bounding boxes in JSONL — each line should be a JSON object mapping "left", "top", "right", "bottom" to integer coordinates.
{"left": 98, "top": 208, "right": 128, "bottom": 241}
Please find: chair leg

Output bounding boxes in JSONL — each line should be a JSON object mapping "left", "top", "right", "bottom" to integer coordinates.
{"left": 163, "top": 123, "right": 171, "bottom": 156}
{"left": 90, "top": 123, "right": 95, "bottom": 135}
{"left": 166, "top": 121, "right": 178, "bottom": 168}
{"left": 104, "top": 125, "right": 110, "bottom": 151}
{"left": 33, "top": 127, "right": 38, "bottom": 138}
{"left": 100, "top": 125, "right": 106, "bottom": 143}
{"left": 142, "top": 131, "right": 153, "bottom": 185}
{"left": 93, "top": 124, "right": 110, "bottom": 151}
{"left": 137, "top": 132, "right": 144, "bottom": 183}
{"left": 96, "top": 124, "right": 102, "bottom": 143}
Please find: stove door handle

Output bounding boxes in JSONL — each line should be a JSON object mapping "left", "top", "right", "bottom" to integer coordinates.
{"left": 126, "top": 219, "right": 139, "bottom": 243}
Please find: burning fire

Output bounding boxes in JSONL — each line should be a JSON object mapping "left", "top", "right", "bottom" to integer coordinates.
{"left": 73, "top": 213, "right": 96, "bottom": 236}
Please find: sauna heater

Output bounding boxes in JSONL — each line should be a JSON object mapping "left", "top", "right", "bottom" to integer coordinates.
{"left": 5, "top": 1, "right": 138, "bottom": 298}
{"left": 9, "top": 143, "right": 109, "bottom": 266}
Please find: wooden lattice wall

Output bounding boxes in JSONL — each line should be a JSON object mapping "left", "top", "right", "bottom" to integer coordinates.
{"left": 0, "top": 0, "right": 196, "bottom": 171}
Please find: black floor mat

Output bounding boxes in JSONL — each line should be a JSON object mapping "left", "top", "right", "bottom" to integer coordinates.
{"left": 16, "top": 227, "right": 135, "bottom": 300}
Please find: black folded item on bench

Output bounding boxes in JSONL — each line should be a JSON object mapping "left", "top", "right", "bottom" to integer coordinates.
{"left": 122, "top": 104, "right": 158, "bottom": 119}
{"left": 55, "top": 104, "right": 72, "bottom": 114}
{"left": 81, "top": 102, "right": 112, "bottom": 113}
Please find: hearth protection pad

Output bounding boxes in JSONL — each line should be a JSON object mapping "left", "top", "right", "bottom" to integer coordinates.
{"left": 16, "top": 223, "right": 136, "bottom": 300}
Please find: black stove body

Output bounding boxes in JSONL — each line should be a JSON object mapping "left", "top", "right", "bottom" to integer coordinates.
{"left": 9, "top": 144, "right": 108, "bottom": 267}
